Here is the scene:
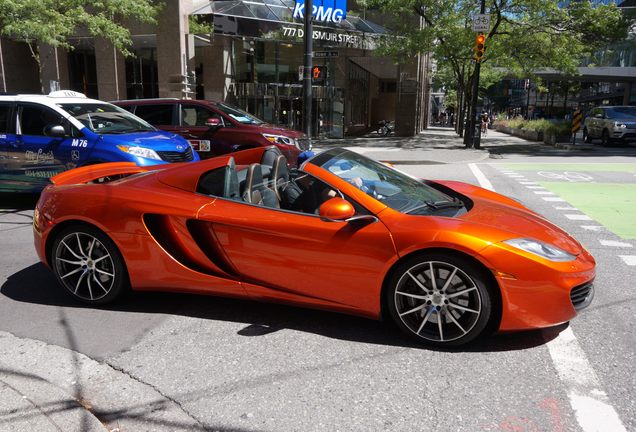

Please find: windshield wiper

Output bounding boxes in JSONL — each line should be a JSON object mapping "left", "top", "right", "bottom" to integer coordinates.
{"left": 404, "top": 198, "right": 464, "bottom": 214}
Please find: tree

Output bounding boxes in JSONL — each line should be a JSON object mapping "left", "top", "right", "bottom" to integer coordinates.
{"left": 363, "top": 0, "right": 633, "bottom": 136}
{"left": 0, "top": 0, "right": 161, "bottom": 92}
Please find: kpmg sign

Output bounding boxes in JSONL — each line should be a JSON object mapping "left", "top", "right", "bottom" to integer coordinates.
{"left": 293, "top": 0, "right": 347, "bottom": 24}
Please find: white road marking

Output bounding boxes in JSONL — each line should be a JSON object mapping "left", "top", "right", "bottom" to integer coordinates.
{"left": 599, "top": 240, "right": 633, "bottom": 248}
{"left": 582, "top": 226, "right": 604, "bottom": 232}
{"left": 547, "top": 328, "right": 627, "bottom": 432}
{"left": 480, "top": 166, "right": 624, "bottom": 432}
{"left": 554, "top": 206, "right": 578, "bottom": 210}
{"left": 506, "top": 175, "right": 525, "bottom": 178}
{"left": 534, "top": 191, "right": 555, "bottom": 195}
{"left": 520, "top": 181, "right": 538, "bottom": 185}
{"left": 619, "top": 256, "right": 636, "bottom": 266}
{"left": 468, "top": 164, "right": 494, "bottom": 191}
{"left": 543, "top": 197, "right": 566, "bottom": 202}
{"left": 526, "top": 186, "right": 547, "bottom": 189}
{"left": 565, "top": 214, "right": 593, "bottom": 221}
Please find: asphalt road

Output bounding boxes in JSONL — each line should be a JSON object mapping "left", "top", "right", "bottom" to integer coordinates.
{"left": 0, "top": 138, "right": 634, "bottom": 431}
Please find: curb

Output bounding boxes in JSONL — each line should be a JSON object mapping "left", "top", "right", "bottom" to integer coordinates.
{"left": 0, "top": 331, "right": 205, "bottom": 431}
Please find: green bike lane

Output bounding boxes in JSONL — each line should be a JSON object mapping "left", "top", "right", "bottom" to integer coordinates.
{"left": 496, "top": 163, "right": 636, "bottom": 240}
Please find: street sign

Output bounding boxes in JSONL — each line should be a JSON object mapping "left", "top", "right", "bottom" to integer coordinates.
{"left": 314, "top": 51, "right": 339, "bottom": 58}
{"left": 472, "top": 14, "right": 490, "bottom": 32}
{"left": 298, "top": 65, "right": 304, "bottom": 81}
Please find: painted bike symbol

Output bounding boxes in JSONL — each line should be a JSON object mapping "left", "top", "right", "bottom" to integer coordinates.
{"left": 537, "top": 171, "right": 593, "bottom": 182}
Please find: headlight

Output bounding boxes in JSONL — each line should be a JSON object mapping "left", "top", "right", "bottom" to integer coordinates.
{"left": 117, "top": 145, "right": 162, "bottom": 160}
{"left": 614, "top": 122, "right": 627, "bottom": 129}
{"left": 262, "top": 133, "right": 297, "bottom": 148}
{"left": 503, "top": 238, "right": 576, "bottom": 262}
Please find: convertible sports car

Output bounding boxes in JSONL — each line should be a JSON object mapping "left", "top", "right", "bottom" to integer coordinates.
{"left": 33, "top": 146, "right": 595, "bottom": 346}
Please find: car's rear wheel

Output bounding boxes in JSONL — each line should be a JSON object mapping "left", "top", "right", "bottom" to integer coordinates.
{"left": 52, "top": 226, "right": 127, "bottom": 304}
{"left": 387, "top": 253, "right": 494, "bottom": 347}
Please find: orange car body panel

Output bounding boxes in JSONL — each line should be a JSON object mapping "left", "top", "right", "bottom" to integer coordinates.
{"left": 34, "top": 146, "right": 595, "bottom": 331}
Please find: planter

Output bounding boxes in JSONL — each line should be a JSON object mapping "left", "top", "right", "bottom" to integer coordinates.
{"left": 517, "top": 129, "right": 544, "bottom": 141}
{"left": 543, "top": 132, "right": 572, "bottom": 146}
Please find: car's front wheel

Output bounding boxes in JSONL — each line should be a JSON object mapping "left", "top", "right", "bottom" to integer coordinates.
{"left": 51, "top": 225, "right": 128, "bottom": 304}
{"left": 387, "top": 253, "right": 495, "bottom": 347}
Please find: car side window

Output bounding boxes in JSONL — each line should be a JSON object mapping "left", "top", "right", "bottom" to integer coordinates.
{"left": 0, "top": 104, "right": 13, "bottom": 133}
{"left": 19, "top": 105, "right": 64, "bottom": 136}
{"left": 134, "top": 104, "right": 174, "bottom": 125}
{"left": 180, "top": 105, "right": 222, "bottom": 127}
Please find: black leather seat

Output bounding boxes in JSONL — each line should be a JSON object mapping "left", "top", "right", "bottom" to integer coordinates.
{"left": 260, "top": 146, "right": 283, "bottom": 180}
{"left": 242, "top": 163, "right": 279, "bottom": 208}
{"left": 270, "top": 154, "right": 289, "bottom": 202}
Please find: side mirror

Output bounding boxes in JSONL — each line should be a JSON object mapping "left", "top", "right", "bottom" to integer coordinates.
{"left": 45, "top": 125, "right": 66, "bottom": 138}
{"left": 319, "top": 197, "right": 355, "bottom": 222}
{"left": 206, "top": 118, "right": 222, "bottom": 129}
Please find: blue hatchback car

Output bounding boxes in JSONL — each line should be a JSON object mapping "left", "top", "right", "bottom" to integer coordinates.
{"left": 0, "top": 90, "right": 199, "bottom": 192}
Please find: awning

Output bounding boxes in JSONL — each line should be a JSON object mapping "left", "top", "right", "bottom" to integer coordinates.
{"left": 191, "top": 0, "right": 386, "bottom": 35}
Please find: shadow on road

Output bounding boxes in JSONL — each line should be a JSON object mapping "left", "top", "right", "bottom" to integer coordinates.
{"left": 2, "top": 263, "right": 561, "bottom": 353}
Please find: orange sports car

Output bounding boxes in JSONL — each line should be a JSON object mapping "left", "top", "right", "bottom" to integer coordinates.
{"left": 33, "top": 146, "right": 595, "bottom": 347}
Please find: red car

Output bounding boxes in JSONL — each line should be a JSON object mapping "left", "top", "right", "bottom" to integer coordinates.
{"left": 113, "top": 98, "right": 309, "bottom": 164}
{"left": 33, "top": 147, "right": 595, "bottom": 347}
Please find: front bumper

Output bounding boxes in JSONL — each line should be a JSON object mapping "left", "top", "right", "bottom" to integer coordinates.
{"left": 481, "top": 242, "right": 596, "bottom": 331}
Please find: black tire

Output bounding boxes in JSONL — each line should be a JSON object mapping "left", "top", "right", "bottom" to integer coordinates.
{"left": 386, "top": 252, "right": 495, "bottom": 347}
{"left": 51, "top": 225, "right": 128, "bottom": 304}
{"left": 601, "top": 129, "right": 610, "bottom": 146}
{"left": 583, "top": 128, "right": 592, "bottom": 143}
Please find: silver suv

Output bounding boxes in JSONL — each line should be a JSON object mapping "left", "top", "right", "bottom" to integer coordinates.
{"left": 583, "top": 106, "right": 636, "bottom": 145}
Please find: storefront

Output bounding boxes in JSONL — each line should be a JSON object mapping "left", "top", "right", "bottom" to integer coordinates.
{"left": 191, "top": 0, "right": 391, "bottom": 138}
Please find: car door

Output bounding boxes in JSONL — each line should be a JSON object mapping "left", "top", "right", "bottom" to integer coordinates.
{"left": 196, "top": 172, "right": 397, "bottom": 312}
{"left": 0, "top": 102, "right": 23, "bottom": 191}
{"left": 178, "top": 103, "right": 231, "bottom": 156}
{"left": 14, "top": 104, "right": 73, "bottom": 188}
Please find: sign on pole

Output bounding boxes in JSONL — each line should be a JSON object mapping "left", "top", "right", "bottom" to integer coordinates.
{"left": 472, "top": 14, "right": 490, "bottom": 32}
{"left": 571, "top": 108, "right": 583, "bottom": 144}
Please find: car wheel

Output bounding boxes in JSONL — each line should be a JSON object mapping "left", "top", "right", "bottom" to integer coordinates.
{"left": 387, "top": 253, "right": 494, "bottom": 347}
{"left": 52, "top": 226, "right": 128, "bottom": 304}
{"left": 601, "top": 129, "right": 610, "bottom": 146}
{"left": 583, "top": 128, "right": 592, "bottom": 143}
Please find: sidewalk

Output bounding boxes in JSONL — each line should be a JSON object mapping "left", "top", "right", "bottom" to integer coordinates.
{"left": 313, "top": 126, "right": 590, "bottom": 164}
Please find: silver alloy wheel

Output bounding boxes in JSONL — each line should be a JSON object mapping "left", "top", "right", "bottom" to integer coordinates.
{"left": 54, "top": 232, "right": 115, "bottom": 301}
{"left": 394, "top": 261, "right": 482, "bottom": 343}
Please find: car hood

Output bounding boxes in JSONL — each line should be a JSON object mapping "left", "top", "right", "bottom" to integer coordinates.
{"left": 101, "top": 131, "right": 190, "bottom": 151}
{"left": 460, "top": 196, "right": 582, "bottom": 255}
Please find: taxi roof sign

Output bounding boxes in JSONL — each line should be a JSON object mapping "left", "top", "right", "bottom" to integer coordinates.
{"left": 48, "top": 90, "right": 87, "bottom": 98}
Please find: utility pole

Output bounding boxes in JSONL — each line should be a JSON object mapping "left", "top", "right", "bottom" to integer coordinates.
{"left": 303, "top": 0, "right": 313, "bottom": 143}
{"left": 464, "top": 0, "right": 486, "bottom": 149}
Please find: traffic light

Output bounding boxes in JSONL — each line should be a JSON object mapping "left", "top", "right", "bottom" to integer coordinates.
{"left": 311, "top": 65, "right": 327, "bottom": 83}
{"left": 474, "top": 33, "right": 485, "bottom": 62}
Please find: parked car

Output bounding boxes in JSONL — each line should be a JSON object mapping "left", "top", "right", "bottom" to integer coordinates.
{"left": 113, "top": 98, "right": 310, "bottom": 164}
{"left": 34, "top": 146, "right": 595, "bottom": 347}
{"left": 0, "top": 91, "right": 198, "bottom": 193}
{"left": 583, "top": 106, "right": 636, "bottom": 145}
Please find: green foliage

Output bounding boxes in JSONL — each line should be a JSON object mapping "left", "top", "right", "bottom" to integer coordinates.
{"left": 498, "top": 118, "right": 570, "bottom": 135}
{"left": 363, "top": 0, "right": 633, "bottom": 111}
{"left": 189, "top": 15, "right": 214, "bottom": 35}
{"left": 0, "top": 0, "right": 160, "bottom": 58}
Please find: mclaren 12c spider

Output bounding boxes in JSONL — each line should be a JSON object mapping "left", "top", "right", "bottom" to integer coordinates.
{"left": 33, "top": 146, "right": 596, "bottom": 347}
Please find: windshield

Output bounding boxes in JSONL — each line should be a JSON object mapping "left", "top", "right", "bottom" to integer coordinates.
{"left": 58, "top": 103, "right": 155, "bottom": 134}
{"left": 313, "top": 149, "right": 458, "bottom": 214}
{"left": 606, "top": 107, "right": 636, "bottom": 119}
{"left": 214, "top": 102, "right": 264, "bottom": 125}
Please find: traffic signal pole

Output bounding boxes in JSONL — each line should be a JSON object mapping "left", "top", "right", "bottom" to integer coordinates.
{"left": 465, "top": 0, "right": 486, "bottom": 149}
{"left": 303, "top": 0, "right": 313, "bottom": 141}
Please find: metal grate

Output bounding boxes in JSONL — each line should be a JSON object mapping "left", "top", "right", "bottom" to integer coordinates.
{"left": 157, "top": 146, "right": 195, "bottom": 163}
{"left": 570, "top": 282, "right": 594, "bottom": 310}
